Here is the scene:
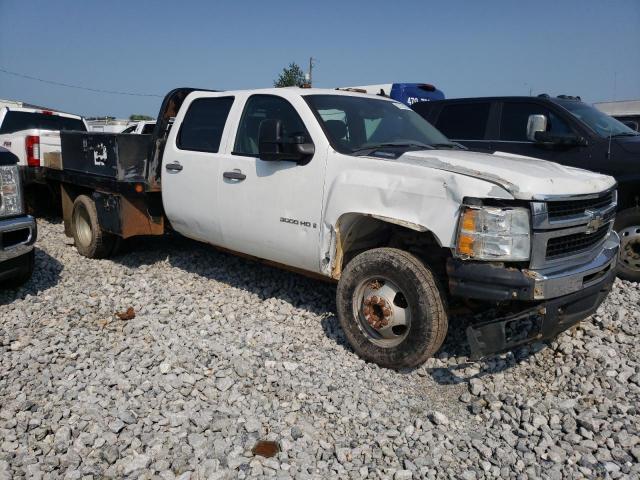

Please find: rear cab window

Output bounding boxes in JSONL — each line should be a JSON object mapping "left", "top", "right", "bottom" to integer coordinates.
{"left": 0, "top": 111, "right": 86, "bottom": 134}
{"left": 435, "top": 103, "right": 491, "bottom": 140}
{"left": 177, "top": 97, "right": 235, "bottom": 153}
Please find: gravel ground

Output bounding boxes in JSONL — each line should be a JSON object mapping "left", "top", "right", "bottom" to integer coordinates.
{"left": 1, "top": 219, "right": 639, "bottom": 480}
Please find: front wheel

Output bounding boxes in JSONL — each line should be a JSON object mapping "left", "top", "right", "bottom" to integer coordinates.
{"left": 615, "top": 208, "right": 640, "bottom": 282}
{"left": 336, "top": 248, "right": 448, "bottom": 369}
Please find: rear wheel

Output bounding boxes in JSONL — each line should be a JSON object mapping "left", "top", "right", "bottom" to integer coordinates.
{"left": 71, "top": 195, "right": 117, "bottom": 259}
{"left": 615, "top": 208, "right": 640, "bottom": 282}
{"left": 336, "top": 248, "right": 448, "bottom": 369}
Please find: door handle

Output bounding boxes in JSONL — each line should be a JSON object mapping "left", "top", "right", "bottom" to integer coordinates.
{"left": 223, "top": 170, "right": 246, "bottom": 181}
{"left": 165, "top": 162, "right": 183, "bottom": 172}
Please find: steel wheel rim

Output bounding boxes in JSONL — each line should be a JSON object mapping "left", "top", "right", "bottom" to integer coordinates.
{"left": 352, "top": 276, "right": 411, "bottom": 348}
{"left": 619, "top": 225, "right": 640, "bottom": 272}
{"left": 73, "top": 204, "right": 93, "bottom": 248}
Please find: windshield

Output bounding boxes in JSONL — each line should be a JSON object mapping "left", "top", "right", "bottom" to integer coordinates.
{"left": 0, "top": 111, "right": 86, "bottom": 134}
{"left": 557, "top": 100, "right": 638, "bottom": 138}
{"left": 305, "top": 94, "right": 453, "bottom": 154}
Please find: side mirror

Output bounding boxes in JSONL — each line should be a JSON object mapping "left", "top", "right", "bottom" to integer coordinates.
{"left": 526, "top": 114, "right": 547, "bottom": 142}
{"left": 258, "top": 119, "right": 315, "bottom": 162}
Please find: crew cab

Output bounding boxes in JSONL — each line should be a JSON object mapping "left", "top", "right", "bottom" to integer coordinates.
{"left": 42, "top": 88, "right": 618, "bottom": 368}
{"left": 412, "top": 95, "right": 640, "bottom": 281}
{"left": 0, "top": 147, "right": 37, "bottom": 288}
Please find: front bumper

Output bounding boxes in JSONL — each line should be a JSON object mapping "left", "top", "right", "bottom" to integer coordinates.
{"left": 0, "top": 215, "right": 37, "bottom": 262}
{"left": 447, "top": 231, "right": 619, "bottom": 302}
{"left": 465, "top": 266, "right": 615, "bottom": 360}
{"left": 447, "top": 231, "right": 619, "bottom": 359}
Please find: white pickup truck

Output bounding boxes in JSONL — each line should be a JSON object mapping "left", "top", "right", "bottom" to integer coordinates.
{"left": 41, "top": 87, "right": 619, "bottom": 368}
{"left": 0, "top": 106, "right": 87, "bottom": 213}
{"left": 0, "top": 106, "right": 87, "bottom": 170}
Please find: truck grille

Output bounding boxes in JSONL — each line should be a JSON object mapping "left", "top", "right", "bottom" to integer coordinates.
{"left": 546, "top": 223, "right": 610, "bottom": 259}
{"left": 529, "top": 188, "right": 616, "bottom": 270}
{"left": 546, "top": 191, "right": 615, "bottom": 219}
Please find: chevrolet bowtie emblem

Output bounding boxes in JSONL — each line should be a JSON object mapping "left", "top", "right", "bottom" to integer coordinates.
{"left": 585, "top": 209, "right": 604, "bottom": 234}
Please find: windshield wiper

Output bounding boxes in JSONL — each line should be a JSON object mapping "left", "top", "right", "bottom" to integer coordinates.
{"left": 351, "top": 142, "right": 434, "bottom": 155}
{"left": 611, "top": 132, "right": 639, "bottom": 138}
{"left": 428, "top": 142, "right": 468, "bottom": 150}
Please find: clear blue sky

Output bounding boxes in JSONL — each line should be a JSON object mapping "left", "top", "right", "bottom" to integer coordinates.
{"left": 1, "top": 0, "right": 638, "bottom": 118}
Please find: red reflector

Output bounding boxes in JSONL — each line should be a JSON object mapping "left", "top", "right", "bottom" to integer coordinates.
{"left": 25, "top": 135, "right": 41, "bottom": 167}
{"left": 41, "top": 110, "right": 53, "bottom": 115}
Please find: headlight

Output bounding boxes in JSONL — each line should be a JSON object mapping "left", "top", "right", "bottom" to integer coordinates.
{"left": 0, "top": 165, "right": 24, "bottom": 216}
{"left": 456, "top": 205, "right": 530, "bottom": 261}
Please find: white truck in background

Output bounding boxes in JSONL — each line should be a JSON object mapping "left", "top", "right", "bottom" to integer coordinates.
{"left": 121, "top": 120, "right": 156, "bottom": 134}
{"left": 0, "top": 106, "right": 87, "bottom": 174}
{"left": 40, "top": 87, "right": 619, "bottom": 368}
{"left": 0, "top": 106, "right": 87, "bottom": 211}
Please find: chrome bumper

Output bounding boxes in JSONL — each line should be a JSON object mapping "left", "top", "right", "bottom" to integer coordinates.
{"left": 525, "top": 230, "right": 619, "bottom": 300}
{"left": 0, "top": 215, "right": 37, "bottom": 262}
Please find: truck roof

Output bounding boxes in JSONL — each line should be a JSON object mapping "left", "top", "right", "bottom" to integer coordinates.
{"left": 413, "top": 95, "right": 583, "bottom": 104}
{"left": 1, "top": 105, "right": 84, "bottom": 120}
{"left": 189, "top": 87, "right": 400, "bottom": 100}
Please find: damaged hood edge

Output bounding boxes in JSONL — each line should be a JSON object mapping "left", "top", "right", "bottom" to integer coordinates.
{"left": 394, "top": 150, "right": 616, "bottom": 200}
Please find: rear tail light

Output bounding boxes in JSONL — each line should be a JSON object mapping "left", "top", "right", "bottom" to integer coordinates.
{"left": 25, "top": 135, "right": 40, "bottom": 167}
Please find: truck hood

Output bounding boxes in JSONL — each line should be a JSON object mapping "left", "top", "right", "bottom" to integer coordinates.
{"left": 395, "top": 149, "right": 616, "bottom": 200}
{"left": 616, "top": 134, "right": 640, "bottom": 154}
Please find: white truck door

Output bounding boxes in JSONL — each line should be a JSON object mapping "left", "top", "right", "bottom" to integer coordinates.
{"left": 216, "top": 94, "right": 327, "bottom": 272}
{"left": 161, "top": 94, "right": 236, "bottom": 244}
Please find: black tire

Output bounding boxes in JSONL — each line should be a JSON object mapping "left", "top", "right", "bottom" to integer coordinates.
{"left": 615, "top": 207, "right": 640, "bottom": 282}
{"left": 1, "top": 249, "right": 35, "bottom": 289}
{"left": 71, "top": 195, "right": 117, "bottom": 259}
{"left": 336, "top": 247, "right": 448, "bottom": 369}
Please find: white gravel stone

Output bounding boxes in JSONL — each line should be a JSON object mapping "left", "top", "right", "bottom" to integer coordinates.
{"left": 0, "top": 219, "right": 638, "bottom": 479}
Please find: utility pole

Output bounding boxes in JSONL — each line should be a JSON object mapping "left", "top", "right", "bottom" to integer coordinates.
{"left": 308, "top": 57, "right": 315, "bottom": 87}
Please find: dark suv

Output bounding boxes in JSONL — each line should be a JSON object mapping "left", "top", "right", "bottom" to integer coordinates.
{"left": 413, "top": 95, "right": 640, "bottom": 281}
{"left": 0, "top": 147, "right": 36, "bottom": 288}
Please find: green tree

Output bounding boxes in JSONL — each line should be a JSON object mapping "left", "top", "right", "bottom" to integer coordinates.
{"left": 273, "top": 62, "right": 306, "bottom": 88}
{"left": 129, "top": 114, "right": 154, "bottom": 121}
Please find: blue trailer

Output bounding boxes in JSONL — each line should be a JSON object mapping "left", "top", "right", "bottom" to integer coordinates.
{"left": 339, "top": 83, "right": 445, "bottom": 106}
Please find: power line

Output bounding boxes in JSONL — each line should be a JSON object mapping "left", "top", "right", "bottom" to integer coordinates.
{"left": 0, "top": 66, "right": 163, "bottom": 97}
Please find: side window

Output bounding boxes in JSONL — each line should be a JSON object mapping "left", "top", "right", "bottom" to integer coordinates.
{"left": 500, "top": 102, "right": 572, "bottom": 141}
{"left": 121, "top": 125, "right": 136, "bottom": 134}
{"left": 435, "top": 103, "right": 490, "bottom": 140}
{"left": 177, "top": 97, "right": 234, "bottom": 153}
{"left": 141, "top": 123, "right": 155, "bottom": 134}
{"left": 234, "top": 95, "right": 309, "bottom": 155}
{"left": 317, "top": 108, "right": 352, "bottom": 149}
